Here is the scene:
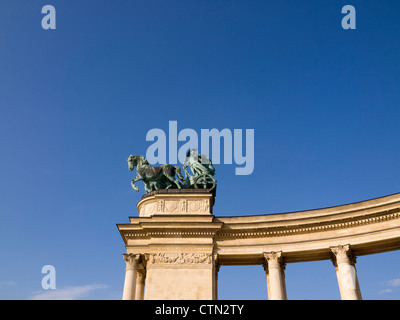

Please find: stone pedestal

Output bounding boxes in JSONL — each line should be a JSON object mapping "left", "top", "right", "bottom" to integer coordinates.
{"left": 144, "top": 252, "right": 217, "bottom": 300}
{"left": 119, "top": 189, "right": 220, "bottom": 300}
{"left": 137, "top": 189, "right": 214, "bottom": 217}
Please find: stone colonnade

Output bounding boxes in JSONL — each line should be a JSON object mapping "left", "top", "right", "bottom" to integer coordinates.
{"left": 121, "top": 244, "right": 363, "bottom": 300}
{"left": 117, "top": 190, "right": 400, "bottom": 300}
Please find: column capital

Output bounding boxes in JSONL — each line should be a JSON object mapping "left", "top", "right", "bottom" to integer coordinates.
{"left": 263, "top": 251, "right": 284, "bottom": 270}
{"left": 123, "top": 253, "right": 141, "bottom": 271}
{"left": 330, "top": 244, "right": 356, "bottom": 267}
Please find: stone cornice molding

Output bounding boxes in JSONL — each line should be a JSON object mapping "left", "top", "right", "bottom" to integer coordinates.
{"left": 215, "top": 208, "right": 400, "bottom": 239}
{"left": 119, "top": 199, "right": 400, "bottom": 242}
{"left": 118, "top": 192, "right": 400, "bottom": 264}
{"left": 118, "top": 216, "right": 223, "bottom": 243}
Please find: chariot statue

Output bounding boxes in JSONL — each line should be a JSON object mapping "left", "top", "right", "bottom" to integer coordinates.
{"left": 127, "top": 149, "right": 216, "bottom": 193}
{"left": 183, "top": 149, "right": 216, "bottom": 191}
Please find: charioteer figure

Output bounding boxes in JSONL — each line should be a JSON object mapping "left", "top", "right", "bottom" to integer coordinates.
{"left": 183, "top": 149, "right": 216, "bottom": 190}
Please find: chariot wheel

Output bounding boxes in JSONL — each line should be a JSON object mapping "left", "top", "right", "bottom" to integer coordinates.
{"left": 193, "top": 173, "right": 216, "bottom": 191}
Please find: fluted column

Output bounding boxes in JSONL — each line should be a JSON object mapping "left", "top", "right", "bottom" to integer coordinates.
{"left": 122, "top": 253, "right": 141, "bottom": 300}
{"left": 263, "top": 252, "right": 287, "bottom": 300}
{"left": 330, "top": 245, "right": 362, "bottom": 300}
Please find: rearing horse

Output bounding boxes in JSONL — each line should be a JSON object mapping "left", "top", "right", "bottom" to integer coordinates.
{"left": 127, "top": 155, "right": 185, "bottom": 193}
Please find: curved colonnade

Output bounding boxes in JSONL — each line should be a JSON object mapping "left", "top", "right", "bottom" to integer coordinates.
{"left": 117, "top": 191, "right": 400, "bottom": 300}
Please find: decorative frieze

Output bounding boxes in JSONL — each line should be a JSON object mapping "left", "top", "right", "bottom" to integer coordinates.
{"left": 145, "top": 253, "right": 213, "bottom": 265}
{"left": 137, "top": 191, "right": 213, "bottom": 217}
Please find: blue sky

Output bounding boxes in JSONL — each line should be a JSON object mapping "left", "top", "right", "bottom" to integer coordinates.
{"left": 1, "top": 0, "right": 400, "bottom": 299}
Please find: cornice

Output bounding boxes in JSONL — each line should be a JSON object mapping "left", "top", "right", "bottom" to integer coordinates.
{"left": 117, "top": 192, "right": 400, "bottom": 259}
{"left": 118, "top": 207, "right": 400, "bottom": 241}
{"left": 216, "top": 208, "right": 400, "bottom": 239}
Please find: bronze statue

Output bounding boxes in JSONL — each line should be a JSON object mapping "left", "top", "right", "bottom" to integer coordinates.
{"left": 127, "top": 155, "right": 184, "bottom": 193}
{"left": 127, "top": 149, "right": 216, "bottom": 193}
{"left": 183, "top": 149, "right": 216, "bottom": 190}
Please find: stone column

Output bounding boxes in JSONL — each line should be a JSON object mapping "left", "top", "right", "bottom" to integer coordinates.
{"left": 213, "top": 254, "right": 220, "bottom": 300}
{"left": 330, "top": 245, "right": 362, "bottom": 300}
{"left": 281, "top": 262, "right": 288, "bottom": 300}
{"left": 122, "top": 253, "right": 140, "bottom": 300}
{"left": 263, "top": 252, "right": 287, "bottom": 300}
{"left": 262, "top": 261, "right": 271, "bottom": 299}
{"left": 135, "top": 268, "right": 146, "bottom": 300}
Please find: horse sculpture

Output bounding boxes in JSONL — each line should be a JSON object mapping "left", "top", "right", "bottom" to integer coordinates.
{"left": 127, "top": 155, "right": 185, "bottom": 193}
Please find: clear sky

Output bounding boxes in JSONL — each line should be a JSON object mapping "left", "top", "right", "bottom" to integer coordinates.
{"left": 1, "top": 0, "right": 400, "bottom": 300}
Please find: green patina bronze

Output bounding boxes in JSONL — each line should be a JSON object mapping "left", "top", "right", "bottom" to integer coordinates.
{"left": 127, "top": 149, "right": 216, "bottom": 193}
{"left": 182, "top": 149, "right": 216, "bottom": 190}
